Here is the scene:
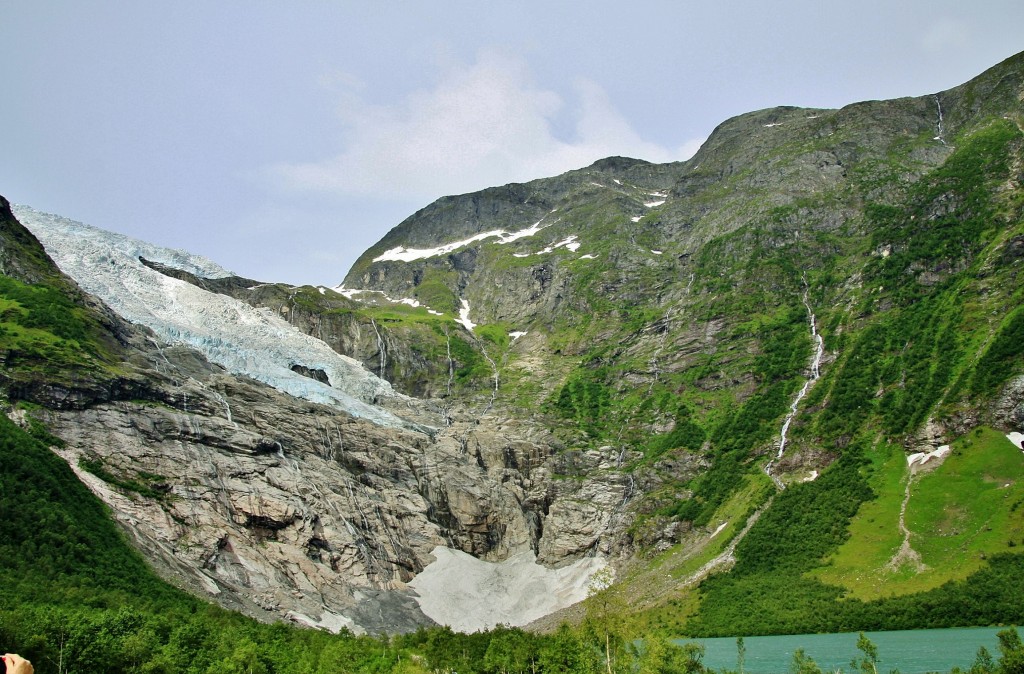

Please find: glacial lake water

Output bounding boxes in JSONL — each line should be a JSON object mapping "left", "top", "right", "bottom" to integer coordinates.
{"left": 680, "top": 626, "right": 1014, "bottom": 673}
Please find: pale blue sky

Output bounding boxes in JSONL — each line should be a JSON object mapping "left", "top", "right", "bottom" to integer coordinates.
{"left": 2, "top": 1, "right": 1022, "bottom": 285}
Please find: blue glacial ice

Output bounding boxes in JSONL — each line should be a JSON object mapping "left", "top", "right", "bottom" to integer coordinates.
{"left": 15, "top": 205, "right": 410, "bottom": 429}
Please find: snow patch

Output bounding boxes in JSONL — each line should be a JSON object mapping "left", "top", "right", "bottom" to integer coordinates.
{"left": 509, "top": 331, "right": 527, "bottom": 341}
{"left": 517, "top": 235, "right": 581, "bottom": 257}
{"left": 579, "top": 254, "right": 598, "bottom": 260}
{"left": 408, "top": 547, "right": 606, "bottom": 633}
{"left": 372, "top": 219, "right": 550, "bottom": 263}
{"left": 710, "top": 521, "right": 728, "bottom": 537}
{"left": 1008, "top": 432, "right": 1024, "bottom": 450}
{"left": 333, "top": 286, "right": 444, "bottom": 315}
{"left": 907, "top": 444, "right": 952, "bottom": 472}
{"left": 651, "top": 250, "right": 663, "bottom": 255}
{"left": 456, "top": 299, "right": 476, "bottom": 331}
{"left": 16, "top": 206, "right": 409, "bottom": 429}
{"left": 333, "top": 286, "right": 378, "bottom": 300}
{"left": 644, "top": 200, "right": 665, "bottom": 208}
{"left": 631, "top": 216, "right": 642, "bottom": 223}
{"left": 286, "top": 610, "right": 359, "bottom": 635}
{"left": 499, "top": 220, "right": 547, "bottom": 243}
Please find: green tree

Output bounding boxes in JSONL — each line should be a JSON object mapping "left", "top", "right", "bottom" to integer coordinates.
{"left": 317, "top": 635, "right": 366, "bottom": 674}
{"left": 968, "top": 645, "right": 995, "bottom": 674}
{"left": 483, "top": 626, "right": 536, "bottom": 674}
{"left": 209, "top": 638, "right": 268, "bottom": 674}
{"left": 424, "top": 626, "right": 463, "bottom": 673}
{"left": 636, "top": 636, "right": 707, "bottom": 674}
{"left": 537, "top": 625, "right": 596, "bottom": 674}
{"left": 583, "top": 568, "right": 633, "bottom": 674}
{"left": 790, "top": 648, "right": 823, "bottom": 674}
{"left": 851, "top": 632, "right": 879, "bottom": 674}
{"left": 997, "top": 628, "right": 1024, "bottom": 674}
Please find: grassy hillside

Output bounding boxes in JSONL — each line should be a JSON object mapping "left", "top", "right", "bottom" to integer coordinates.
{"left": 812, "top": 428, "right": 1024, "bottom": 600}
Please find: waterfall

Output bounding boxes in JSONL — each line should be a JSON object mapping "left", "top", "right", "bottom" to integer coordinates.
{"left": 933, "top": 94, "right": 947, "bottom": 146}
{"left": 444, "top": 328, "right": 455, "bottom": 396}
{"left": 208, "top": 389, "right": 233, "bottom": 424}
{"left": 766, "top": 286, "right": 825, "bottom": 488}
{"left": 370, "top": 318, "right": 387, "bottom": 379}
{"left": 480, "top": 345, "right": 500, "bottom": 412}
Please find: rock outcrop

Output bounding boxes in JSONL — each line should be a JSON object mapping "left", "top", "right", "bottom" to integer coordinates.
{"left": 30, "top": 340, "right": 631, "bottom": 633}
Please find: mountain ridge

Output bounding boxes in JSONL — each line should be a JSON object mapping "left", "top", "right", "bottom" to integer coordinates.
{"left": 2, "top": 50, "right": 1023, "bottom": 643}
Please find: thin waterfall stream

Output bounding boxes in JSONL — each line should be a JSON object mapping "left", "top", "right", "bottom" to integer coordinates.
{"left": 765, "top": 287, "right": 825, "bottom": 489}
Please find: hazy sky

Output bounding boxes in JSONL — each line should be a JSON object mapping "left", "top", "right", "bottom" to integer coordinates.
{"left": 2, "top": 2, "right": 1022, "bottom": 286}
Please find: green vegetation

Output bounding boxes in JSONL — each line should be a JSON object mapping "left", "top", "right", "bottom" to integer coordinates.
{"left": 646, "top": 404, "right": 707, "bottom": 460}
{"left": 814, "top": 428, "right": 1024, "bottom": 599}
{"left": 551, "top": 363, "right": 613, "bottom": 437}
{"left": 806, "top": 442, "right": 911, "bottom": 598}
{"left": 0, "top": 275, "right": 115, "bottom": 380}
{"left": 78, "top": 455, "right": 172, "bottom": 501}
{"left": 412, "top": 268, "right": 459, "bottom": 314}
{"left": 0, "top": 276, "right": 91, "bottom": 343}
{"left": 866, "top": 120, "right": 1021, "bottom": 305}
{"left": 686, "top": 438, "right": 1024, "bottom": 636}
{"left": 971, "top": 306, "right": 1024, "bottom": 395}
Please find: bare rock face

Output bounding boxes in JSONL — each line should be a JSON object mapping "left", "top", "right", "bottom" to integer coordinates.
{"left": 35, "top": 344, "right": 627, "bottom": 634}
{"left": 993, "top": 375, "right": 1024, "bottom": 429}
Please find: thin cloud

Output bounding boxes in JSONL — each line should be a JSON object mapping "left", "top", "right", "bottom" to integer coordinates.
{"left": 919, "top": 17, "right": 970, "bottom": 54}
{"left": 272, "top": 52, "right": 701, "bottom": 201}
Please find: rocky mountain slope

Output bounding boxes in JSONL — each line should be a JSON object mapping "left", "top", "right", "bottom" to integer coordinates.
{"left": 292, "top": 51, "right": 1024, "bottom": 630}
{"left": 4, "top": 51, "right": 1024, "bottom": 637}
{"left": 2, "top": 197, "right": 631, "bottom": 634}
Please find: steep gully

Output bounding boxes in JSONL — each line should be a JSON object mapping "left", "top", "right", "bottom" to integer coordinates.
{"left": 766, "top": 284, "right": 825, "bottom": 490}
{"left": 680, "top": 286, "right": 827, "bottom": 585}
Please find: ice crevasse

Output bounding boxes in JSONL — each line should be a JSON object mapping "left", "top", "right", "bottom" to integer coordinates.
{"left": 15, "top": 206, "right": 410, "bottom": 429}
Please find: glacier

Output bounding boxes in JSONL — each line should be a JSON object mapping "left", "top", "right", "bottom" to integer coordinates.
{"left": 15, "top": 205, "right": 413, "bottom": 430}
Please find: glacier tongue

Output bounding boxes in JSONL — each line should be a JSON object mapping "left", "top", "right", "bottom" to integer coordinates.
{"left": 15, "top": 206, "right": 409, "bottom": 429}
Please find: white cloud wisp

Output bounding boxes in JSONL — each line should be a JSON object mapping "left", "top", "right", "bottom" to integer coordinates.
{"left": 273, "top": 52, "right": 702, "bottom": 202}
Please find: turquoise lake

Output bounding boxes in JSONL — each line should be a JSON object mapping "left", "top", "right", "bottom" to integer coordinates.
{"left": 678, "top": 626, "right": 1017, "bottom": 673}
